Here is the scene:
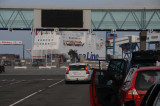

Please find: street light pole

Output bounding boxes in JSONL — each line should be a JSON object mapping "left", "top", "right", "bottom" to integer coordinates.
{"left": 31, "top": 29, "right": 33, "bottom": 63}
{"left": 46, "top": 49, "right": 47, "bottom": 66}
{"left": 51, "top": 49, "right": 52, "bottom": 66}
{"left": 23, "top": 44, "right": 25, "bottom": 59}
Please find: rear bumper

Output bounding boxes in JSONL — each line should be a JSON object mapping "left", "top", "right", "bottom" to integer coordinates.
{"left": 65, "top": 75, "right": 90, "bottom": 81}
{"left": 122, "top": 99, "right": 142, "bottom": 106}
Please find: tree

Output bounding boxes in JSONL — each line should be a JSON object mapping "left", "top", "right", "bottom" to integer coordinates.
{"left": 68, "top": 49, "right": 78, "bottom": 63}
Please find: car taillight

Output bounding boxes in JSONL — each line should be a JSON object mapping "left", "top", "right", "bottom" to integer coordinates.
{"left": 125, "top": 88, "right": 140, "bottom": 99}
{"left": 85, "top": 66, "right": 89, "bottom": 74}
{"left": 66, "top": 66, "right": 70, "bottom": 74}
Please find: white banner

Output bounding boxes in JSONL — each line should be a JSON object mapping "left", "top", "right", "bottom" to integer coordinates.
{"left": 0, "top": 41, "right": 22, "bottom": 45}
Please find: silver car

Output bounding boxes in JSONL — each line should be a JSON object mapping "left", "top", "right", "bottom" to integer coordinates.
{"left": 65, "top": 63, "right": 93, "bottom": 84}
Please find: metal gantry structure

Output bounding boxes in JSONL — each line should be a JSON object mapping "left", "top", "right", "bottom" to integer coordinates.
{"left": 119, "top": 43, "right": 139, "bottom": 59}
{"left": 0, "top": 9, "right": 160, "bottom": 30}
{"left": 0, "top": 9, "right": 33, "bottom": 29}
{"left": 91, "top": 9, "right": 160, "bottom": 30}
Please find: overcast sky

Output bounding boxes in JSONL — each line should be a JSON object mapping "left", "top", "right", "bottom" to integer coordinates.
{"left": 0, "top": 0, "right": 160, "bottom": 8}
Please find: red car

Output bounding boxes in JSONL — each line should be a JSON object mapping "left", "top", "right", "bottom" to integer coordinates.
{"left": 119, "top": 66, "right": 160, "bottom": 106}
{"left": 90, "top": 59, "right": 129, "bottom": 106}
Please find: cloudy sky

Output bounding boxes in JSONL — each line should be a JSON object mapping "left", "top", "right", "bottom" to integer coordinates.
{"left": 0, "top": 0, "right": 160, "bottom": 8}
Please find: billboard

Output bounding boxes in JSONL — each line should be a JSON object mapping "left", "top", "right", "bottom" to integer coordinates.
{"left": 42, "top": 10, "right": 83, "bottom": 28}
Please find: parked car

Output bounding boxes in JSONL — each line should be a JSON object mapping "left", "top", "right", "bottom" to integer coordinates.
{"left": 90, "top": 59, "right": 129, "bottom": 106}
{"left": 3, "top": 60, "right": 12, "bottom": 66}
{"left": 14, "top": 60, "right": 21, "bottom": 66}
{"left": 0, "top": 65, "right": 5, "bottom": 73}
{"left": 123, "top": 77, "right": 160, "bottom": 106}
{"left": 32, "top": 61, "right": 43, "bottom": 66}
{"left": 65, "top": 63, "right": 93, "bottom": 84}
{"left": 119, "top": 66, "right": 160, "bottom": 106}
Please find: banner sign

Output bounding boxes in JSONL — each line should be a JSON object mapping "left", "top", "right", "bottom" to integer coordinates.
{"left": 0, "top": 41, "right": 22, "bottom": 45}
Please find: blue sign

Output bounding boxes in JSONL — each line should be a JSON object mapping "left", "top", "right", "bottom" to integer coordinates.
{"left": 79, "top": 52, "right": 99, "bottom": 61}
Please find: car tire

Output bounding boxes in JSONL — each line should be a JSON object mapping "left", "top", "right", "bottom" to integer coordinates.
{"left": 88, "top": 80, "right": 91, "bottom": 84}
{"left": 122, "top": 101, "right": 135, "bottom": 106}
{"left": 65, "top": 81, "right": 69, "bottom": 84}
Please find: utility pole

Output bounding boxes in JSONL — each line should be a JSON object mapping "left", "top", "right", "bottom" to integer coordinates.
{"left": 140, "top": 31, "right": 147, "bottom": 51}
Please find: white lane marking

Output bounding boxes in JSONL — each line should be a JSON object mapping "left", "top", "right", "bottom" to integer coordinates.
{"left": 0, "top": 80, "right": 25, "bottom": 88}
{"left": 9, "top": 92, "right": 38, "bottom": 106}
{"left": 0, "top": 79, "right": 16, "bottom": 82}
{"left": 48, "top": 79, "right": 64, "bottom": 88}
{"left": 11, "top": 79, "right": 16, "bottom": 81}
{"left": 9, "top": 79, "right": 64, "bottom": 106}
{"left": 9, "top": 81, "right": 23, "bottom": 85}
{"left": 40, "top": 79, "right": 63, "bottom": 81}
{"left": 0, "top": 79, "right": 61, "bottom": 82}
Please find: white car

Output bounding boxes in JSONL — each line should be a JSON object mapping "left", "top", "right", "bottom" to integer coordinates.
{"left": 65, "top": 63, "right": 93, "bottom": 84}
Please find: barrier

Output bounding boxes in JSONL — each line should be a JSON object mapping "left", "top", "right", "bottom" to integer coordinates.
{"left": 39, "top": 66, "right": 51, "bottom": 69}
{"left": 14, "top": 66, "right": 27, "bottom": 69}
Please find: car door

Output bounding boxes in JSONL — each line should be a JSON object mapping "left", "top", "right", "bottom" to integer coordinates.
{"left": 107, "top": 59, "right": 129, "bottom": 84}
{"left": 90, "top": 70, "right": 120, "bottom": 106}
{"left": 86, "top": 64, "right": 93, "bottom": 79}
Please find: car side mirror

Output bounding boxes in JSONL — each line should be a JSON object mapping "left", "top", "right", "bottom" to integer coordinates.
{"left": 123, "top": 100, "right": 136, "bottom": 106}
{"left": 123, "top": 81, "right": 130, "bottom": 86}
{"left": 106, "top": 80, "right": 113, "bottom": 86}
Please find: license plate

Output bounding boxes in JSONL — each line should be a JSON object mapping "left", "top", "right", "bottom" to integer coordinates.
{"left": 73, "top": 72, "right": 80, "bottom": 75}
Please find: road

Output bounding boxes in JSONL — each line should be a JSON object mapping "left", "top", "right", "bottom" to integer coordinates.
{"left": 0, "top": 68, "right": 90, "bottom": 106}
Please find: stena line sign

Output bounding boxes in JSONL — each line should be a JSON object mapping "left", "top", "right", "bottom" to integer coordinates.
{"left": 0, "top": 41, "right": 22, "bottom": 45}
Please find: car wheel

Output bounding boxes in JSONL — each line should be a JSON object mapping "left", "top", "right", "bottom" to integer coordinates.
{"left": 122, "top": 101, "right": 135, "bottom": 106}
{"left": 87, "top": 80, "right": 91, "bottom": 84}
{"left": 65, "top": 81, "right": 69, "bottom": 84}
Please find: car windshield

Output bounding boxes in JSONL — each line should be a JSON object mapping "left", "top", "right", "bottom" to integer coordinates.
{"left": 69, "top": 65, "right": 86, "bottom": 71}
{"left": 135, "top": 70, "right": 160, "bottom": 90}
{"left": 108, "top": 59, "right": 126, "bottom": 74}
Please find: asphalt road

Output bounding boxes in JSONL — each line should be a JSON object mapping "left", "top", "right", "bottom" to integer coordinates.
{"left": 0, "top": 68, "right": 90, "bottom": 106}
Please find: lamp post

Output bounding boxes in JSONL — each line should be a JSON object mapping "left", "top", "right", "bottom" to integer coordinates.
{"left": 31, "top": 30, "right": 33, "bottom": 63}
{"left": 112, "top": 29, "right": 116, "bottom": 55}
{"left": 46, "top": 49, "right": 47, "bottom": 66}
{"left": 51, "top": 49, "right": 52, "bottom": 66}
